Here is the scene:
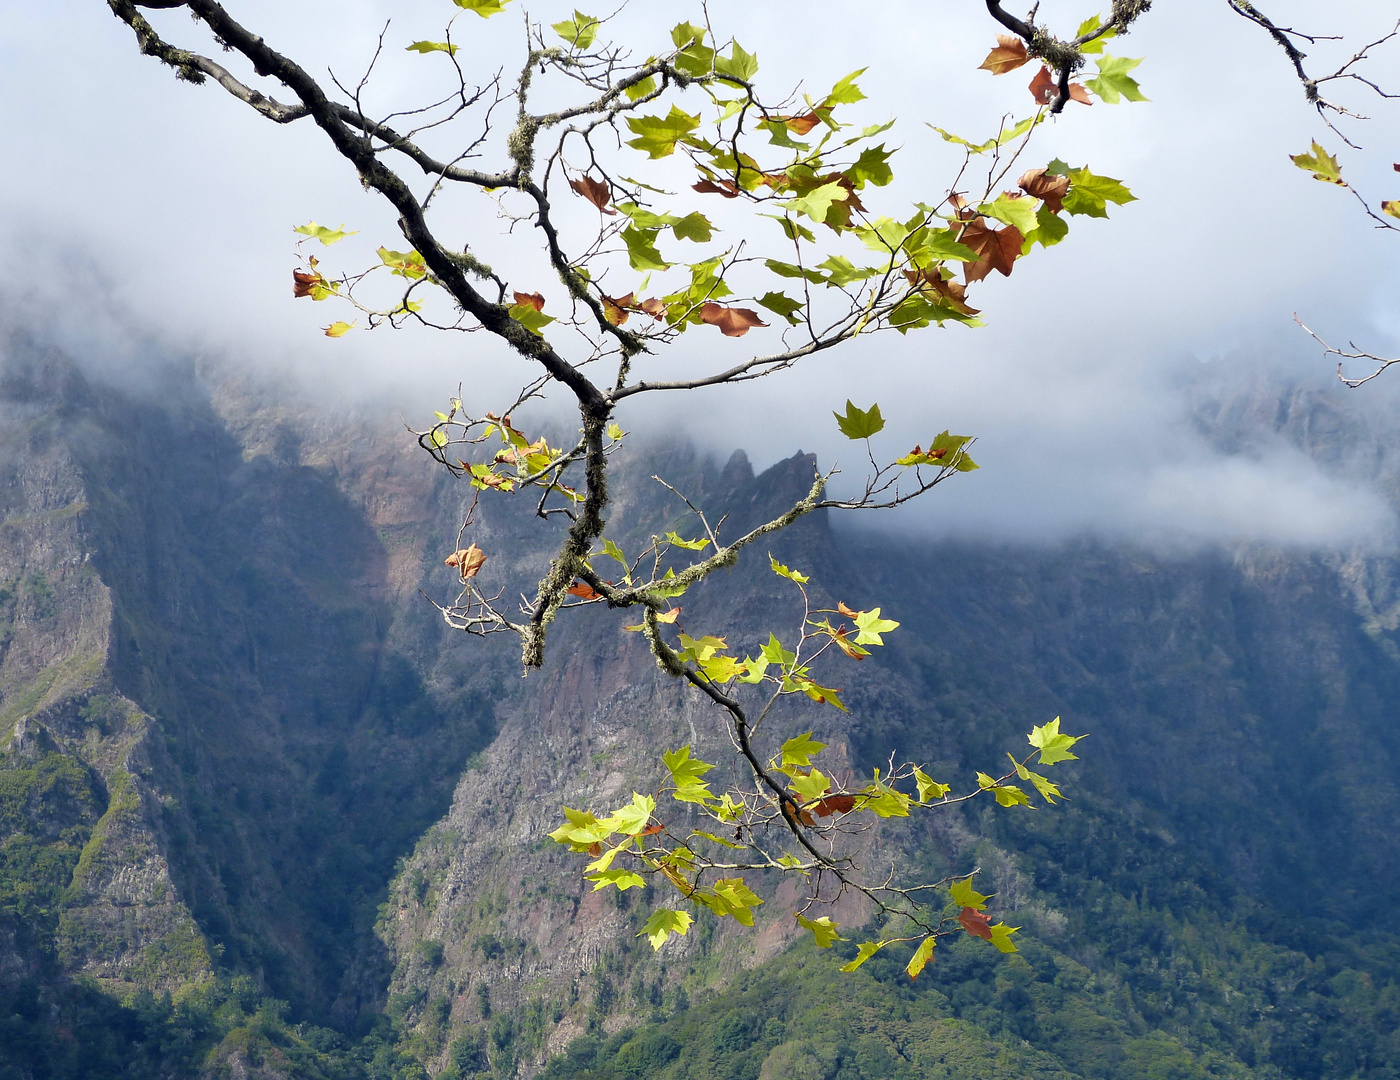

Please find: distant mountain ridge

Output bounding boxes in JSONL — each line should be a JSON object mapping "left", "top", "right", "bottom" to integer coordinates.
{"left": 1, "top": 333, "right": 1398, "bottom": 1078}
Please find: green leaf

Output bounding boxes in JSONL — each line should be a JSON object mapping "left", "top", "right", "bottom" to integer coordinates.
{"left": 824, "top": 69, "right": 868, "bottom": 106}
{"left": 817, "top": 256, "right": 879, "bottom": 286}
{"left": 678, "top": 634, "right": 727, "bottom": 663}
{"left": 788, "top": 767, "right": 830, "bottom": 804}
{"left": 671, "top": 211, "right": 715, "bottom": 243}
{"left": 796, "top": 914, "right": 845, "bottom": 948}
{"left": 929, "top": 115, "right": 1037, "bottom": 154}
{"left": 761, "top": 633, "right": 796, "bottom": 669}
{"left": 853, "top": 608, "right": 899, "bottom": 646}
{"left": 909, "top": 227, "right": 980, "bottom": 264}
{"left": 850, "top": 145, "right": 894, "bottom": 188}
{"left": 715, "top": 41, "right": 759, "bottom": 82}
{"left": 597, "top": 537, "right": 628, "bottom": 569}
{"left": 551, "top": 11, "right": 600, "bottom": 49}
{"left": 1290, "top": 140, "right": 1345, "bottom": 184}
{"left": 769, "top": 555, "right": 811, "bottom": 584}
{"left": 703, "top": 877, "right": 764, "bottom": 925}
{"left": 665, "top": 531, "right": 709, "bottom": 550}
{"left": 452, "top": 0, "right": 513, "bottom": 16}
{"left": 405, "top": 40, "right": 458, "bottom": 56}
{"left": 978, "top": 194, "right": 1039, "bottom": 234}
{"left": 625, "top": 74, "right": 657, "bottom": 102}
{"left": 603, "top": 792, "right": 657, "bottom": 836}
{"left": 988, "top": 922, "right": 1020, "bottom": 953}
{"left": 638, "top": 908, "right": 693, "bottom": 950}
{"left": 1085, "top": 54, "right": 1148, "bottom": 103}
{"left": 664, "top": 745, "right": 716, "bottom": 804}
{"left": 508, "top": 302, "right": 556, "bottom": 336}
{"left": 785, "top": 181, "right": 849, "bottom": 223}
{"left": 840, "top": 940, "right": 886, "bottom": 972}
{"left": 977, "top": 771, "right": 1031, "bottom": 807}
{"left": 905, "top": 936, "right": 936, "bottom": 979}
{"left": 914, "top": 768, "right": 950, "bottom": 803}
{"left": 834, "top": 400, "right": 885, "bottom": 440}
{"left": 620, "top": 226, "right": 671, "bottom": 271}
{"left": 378, "top": 246, "right": 426, "bottom": 278}
{"left": 625, "top": 105, "right": 701, "bottom": 159}
{"left": 588, "top": 867, "right": 646, "bottom": 891}
{"left": 671, "top": 21, "right": 707, "bottom": 46}
{"left": 549, "top": 806, "right": 614, "bottom": 850}
{"left": 1009, "top": 754, "right": 1063, "bottom": 803}
{"left": 1028, "top": 716, "right": 1083, "bottom": 765}
{"left": 860, "top": 780, "right": 911, "bottom": 818}
{"left": 1062, "top": 167, "right": 1136, "bottom": 218}
{"left": 1023, "top": 203, "right": 1069, "bottom": 249}
{"left": 757, "top": 291, "right": 804, "bottom": 325}
{"left": 780, "top": 732, "right": 827, "bottom": 768}
{"left": 1075, "top": 14, "right": 1117, "bottom": 54}
{"left": 949, "top": 877, "right": 988, "bottom": 910}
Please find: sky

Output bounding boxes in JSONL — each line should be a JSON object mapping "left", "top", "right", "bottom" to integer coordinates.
{"left": 2, "top": 0, "right": 1398, "bottom": 548}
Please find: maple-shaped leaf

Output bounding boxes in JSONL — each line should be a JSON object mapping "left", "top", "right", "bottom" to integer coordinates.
{"left": 960, "top": 221, "right": 1024, "bottom": 282}
{"left": 587, "top": 867, "right": 646, "bottom": 891}
{"left": 781, "top": 732, "right": 827, "bottom": 768}
{"left": 1085, "top": 54, "right": 1148, "bottom": 103}
{"left": 782, "top": 112, "right": 822, "bottom": 135}
{"left": 814, "top": 791, "right": 857, "bottom": 817}
{"left": 603, "top": 792, "right": 657, "bottom": 836}
{"left": 979, "top": 34, "right": 1029, "bottom": 75}
{"left": 1028, "top": 716, "right": 1083, "bottom": 764}
{"left": 406, "top": 40, "right": 458, "bottom": 56}
{"left": 570, "top": 175, "right": 616, "bottom": 213}
{"left": 552, "top": 10, "right": 600, "bottom": 50}
{"left": 567, "top": 581, "right": 601, "bottom": 600}
{"left": 638, "top": 908, "right": 692, "bottom": 950}
{"left": 949, "top": 876, "right": 989, "bottom": 910}
{"left": 1291, "top": 141, "right": 1345, "bottom": 185}
{"left": 1067, "top": 82, "right": 1093, "bottom": 105}
{"left": 601, "top": 293, "right": 632, "bottom": 326}
{"left": 826, "top": 622, "right": 870, "bottom": 661}
{"left": 1061, "top": 167, "right": 1136, "bottom": 218}
{"left": 834, "top": 400, "right": 885, "bottom": 440}
{"left": 853, "top": 608, "right": 899, "bottom": 646}
{"left": 1018, "top": 167, "right": 1070, "bottom": 214}
{"left": 512, "top": 290, "right": 546, "bottom": 311}
{"left": 903, "top": 270, "right": 981, "bottom": 317}
{"left": 769, "top": 555, "right": 810, "bottom": 583}
{"left": 445, "top": 543, "right": 487, "bottom": 580}
{"left": 663, "top": 745, "right": 715, "bottom": 804}
{"left": 699, "top": 303, "right": 767, "bottom": 337}
{"left": 294, "top": 221, "right": 357, "bottom": 245}
{"left": 906, "top": 936, "right": 936, "bottom": 980}
{"left": 323, "top": 321, "right": 354, "bottom": 338}
{"left": 454, "top": 0, "right": 514, "bottom": 15}
{"left": 638, "top": 297, "right": 666, "bottom": 319}
{"left": 795, "top": 914, "right": 845, "bottom": 947}
{"left": 839, "top": 940, "right": 887, "bottom": 972}
{"left": 914, "top": 768, "right": 950, "bottom": 803}
{"left": 959, "top": 906, "right": 994, "bottom": 940}
{"left": 693, "top": 178, "right": 741, "bottom": 198}
{"left": 988, "top": 922, "right": 1020, "bottom": 953}
{"left": 1029, "top": 65, "right": 1056, "bottom": 105}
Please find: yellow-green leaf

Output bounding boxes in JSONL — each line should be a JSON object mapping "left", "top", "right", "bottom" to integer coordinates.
{"left": 796, "top": 914, "right": 845, "bottom": 948}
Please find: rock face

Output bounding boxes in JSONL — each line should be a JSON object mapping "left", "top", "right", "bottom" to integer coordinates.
{"left": 4, "top": 331, "right": 1400, "bottom": 1077}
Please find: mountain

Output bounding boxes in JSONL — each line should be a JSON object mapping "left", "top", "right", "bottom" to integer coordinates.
{"left": 1, "top": 332, "right": 1398, "bottom": 1079}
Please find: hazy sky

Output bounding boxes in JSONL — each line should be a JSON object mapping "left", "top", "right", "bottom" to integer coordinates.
{"left": 2, "top": 1, "right": 1398, "bottom": 547}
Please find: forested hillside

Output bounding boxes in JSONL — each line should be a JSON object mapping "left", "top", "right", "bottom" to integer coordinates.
{"left": 1, "top": 334, "right": 1398, "bottom": 1079}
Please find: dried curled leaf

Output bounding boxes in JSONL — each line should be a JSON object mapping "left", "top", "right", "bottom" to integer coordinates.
{"left": 693, "top": 178, "right": 741, "bottom": 198}
{"left": 979, "top": 34, "right": 1029, "bottom": 75}
{"left": 445, "top": 543, "right": 487, "bottom": 580}
{"left": 512, "top": 291, "right": 546, "bottom": 311}
{"left": 1018, "top": 167, "right": 1070, "bottom": 214}
{"left": 699, "top": 303, "right": 768, "bottom": 337}
{"left": 960, "top": 221, "right": 1024, "bottom": 282}
{"left": 570, "top": 174, "right": 617, "bottom": 214}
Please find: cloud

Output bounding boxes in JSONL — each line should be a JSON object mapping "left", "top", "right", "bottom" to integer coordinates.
{"left": 2, "top": 0, "right": 1398, "bottom": 548}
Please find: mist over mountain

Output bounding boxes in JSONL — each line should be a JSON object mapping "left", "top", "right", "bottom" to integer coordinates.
{"left": 1, "top": 328, "right": 1399, "bottom": 1079}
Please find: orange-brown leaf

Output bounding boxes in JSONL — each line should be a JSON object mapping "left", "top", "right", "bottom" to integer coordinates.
{"left": 903, "top": 269, "right": 981, "bottom": 316}
{"left": 699, "top": 303, "right": 768, "bottom": 337}
{"left": 814, "top": 793, "right": 857, "bottom": 817}
{"left": 1017, "top": 167, "right": 1070, "bottom": 214}
{"left": 1067, "top": 82, "right": 1092, "bottom": 105}
{"left": 602, "top": 293, "right": 632, "bottom": 326}
{"left": 512, "top": 291, "right": 546, "bottom": 311}
{"left": 1028, "top": 64, "right": 1056, "bottom": 105}
{"left": 292, "top": 269, "right": 323, "bottom": 298}
{"left": 960, "top": 221, "right": 1024, "bottom": 283}
{"left": 570, "top": 174, "right": 616, "bottom": 214}
{"left": 979, "top": 34, "right": 1030, "bottom": 75}
{"left": 642, "top": 823, "right": 666, "bottom": 836}
{"left": 445, "top": 543, "right": 487, "bottom": 580}
{"left": 959, "top": 906, "right": 994, "bottom": 940}
{"left": 831, "top": 625, "right": 867, "bottom": 660}
{"left": 693, "top": 178, "right": 741, "bottom": 198}
{"left": 782, "top": 112, "right": 821, "bottom": 135}
{"left": 567, "top": 581, "right": 601, "bottom": 600}
{"left": 836, "top": 601, "right": 861, "bottom": 618}
{"left": 638, "top": 298, "right": 666, "bottom": 319}
{"left": 588, "top": 842, "right": 602, "bottom": 857}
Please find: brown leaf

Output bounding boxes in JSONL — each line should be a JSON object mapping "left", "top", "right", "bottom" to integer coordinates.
{"left": 444, "top": 542, "right": 487, "bottom": 580}
{"left": 693, "top": 178, "right": 741, "bottom": 198}
{"left": 602, "top": 293, "right": 632, "bottom": 326}
{"left": 903, "top": 269, "right": 981, "bottom": 316}
{"left": 588, "top": 842, "right": 602, "bottom": 857}
{"left": 1028, "top": 65, "right": 1056, "bottom": 105}
{"left": 836, "top": 602, "right": 861, "bottom": 618}
{"left": 638, "top": 298, "right": 666, "bottom": 319}
{"left": 699, "top": 303, "right": 768, "bottom": 337}
{"left": 959, "top": 221, "right": 1024, "bottom": 283}
{"left": 567, "top": 581, "right": 601, "bottom": 600}
{"left": 642, "top": 823, "right": 666, "bottom": 836}
{"left": 570, "top": 174, "right": 616, "bottom": 214}
{"left": 782, "top": 112, "right": 821, "bottom": 135}
{"left": 1017, "top": 167, "right": 1070, "bottom": 214}
{"left": 1067, "top": 82, "right": 1093, "bottom": 105}
{"left": 958, "top": 906, "right": 994, "bottom": 940}
{"left": 292, "top": 269, "right": 323, "bottom": 298}
{"left": 512, "top": 291, "right": 546, "bottom": 311}
{"left": 814, "top": 792, "right": 857, "bottom": 817}
{"left": 830, "top": 626, "right": 866, "bottom": 660}
{"left": 979, "top": 34, "right": 1030, "bottom": 75}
